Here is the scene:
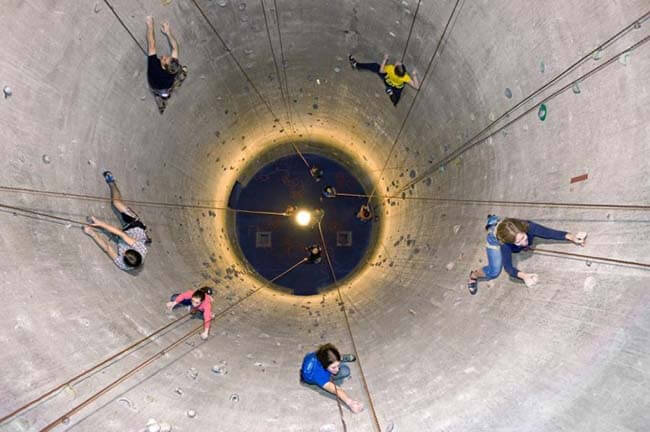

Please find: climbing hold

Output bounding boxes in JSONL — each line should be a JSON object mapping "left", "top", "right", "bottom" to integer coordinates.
{"left": 633, "top": 21, "right": 641, "bottom": 30}
{"left": 62, "top": 417, "right": 70, "bottom": 424}
{"left": 445, "top": 262, "right": 455, "bottom": 271}
{"left": 385, "top": 421, "right": 396, "bottom": 432}
{"left": 254, "top": 361, "right": 263, "bottom": 367}
{"left": 159, "top": 423, "right": 172, "bottom": 432}
{"left": 187, "top": 367, "right": 198, "bottom": 380}
{"left": 408, "top": 308, "right": 416, "bottom": 315}
{"left": 592, "top": 49, "right": 603, "bottom": 61}
{"left": 320, "top": 424, "right": 337, "bottom": 432}
{"left": 3, "top": 86, "right": 12, "bottom": 98}
{"left": 230, "top": 393, "right": 240, "bottom": 402}
{"left": 146, "top": 419, "right": 161, "bottom": 432}
{"left": 334, "top": 67, "right": 341, "bottom": 73}
{"left": 161, "top": 0, "right": 172, "bottom": 5}
{"left": 572, "top": 82, "right": 581, "bottom": 94}
{"left": 186, "top": 410, "right": 197, "bottom": 418}
{"left": 618, "top": 52, "right": 630, "bottom": 66}
{"left": 585, "top": 260, "right": 592, "bottom": 267}
{"left": 583, "top": 276, "right": 597, "bottom": 292}
{"left": 238, "top": 2, "right": 246, "bottom": 10}
{"left": 117, "top": 397, "right": 134, "bottom": 410}
{"left": 212, "top": 365, "right": 227, "bottom": 375}
{"left": 42, "top": 154, "right": 51, "bottom": 164}
{"left": 389, "top": 31, "right": 397, "bottom": 38}
{"left": 540, "top": 61, "right": 545, "bottom": 73}
{"left": 217, "top": 0, "right": 228, "bottom": 6}
{"left": 316, "top": 79, "right": 321, "bottom": 85}
{"left": 453, "top": 224, "right": 461, "bottom": 234}
{"left": 409, "top": 169, "right": 416, "bottom": 178}
{"left": 93, "top": 2, "right": 101, "bottom": 13}
{"left": 538, "top": 103, "right": 547, "bottom": 121}
{"left": 240, "top": 14, "right": 249, "bottom": 22}
{"left": 174, "top": 387, "right": 184, "bottom": 396}
{"left": 504, "top": 88, "right": 512, "bottom": 99}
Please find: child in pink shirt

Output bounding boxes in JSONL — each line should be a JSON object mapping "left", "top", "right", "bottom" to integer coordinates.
{"left": 166, "top": 287, "right": 213, "bottom": 339}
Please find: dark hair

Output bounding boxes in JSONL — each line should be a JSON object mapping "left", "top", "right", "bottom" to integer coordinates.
{"left": 395, "top": 64, "right": 406, "bottom": 77}
{"left": 123, "top": 250, "right": 143, "bottom": 268}
{"left": 167, "top": 58, "right": 181, "bottom": 75}
{"left": 316, "top": 343, "right": 341, "bottom": 369}
{"left": 192, "top": 286, "right": 212, "bottom": 302}
{"left": 496, "top": 219, "right": 529, "bottom": 244}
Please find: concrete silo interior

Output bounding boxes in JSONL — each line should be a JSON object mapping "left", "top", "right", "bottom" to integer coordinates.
{"left": 1, "top": 1, "right": 649, "bottom": 431}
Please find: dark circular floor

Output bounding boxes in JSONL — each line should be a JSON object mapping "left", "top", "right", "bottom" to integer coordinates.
{"left": 234, "top": 153, "right": 375, "bottom": 295}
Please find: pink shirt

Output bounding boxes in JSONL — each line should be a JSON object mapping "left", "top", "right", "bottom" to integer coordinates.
{"left": 174, "top": 290, "right": 213, "bottom": 331}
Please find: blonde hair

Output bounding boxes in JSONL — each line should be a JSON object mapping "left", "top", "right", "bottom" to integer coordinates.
{"left": 496, "top": 218, "right": 529, "bottom": 244}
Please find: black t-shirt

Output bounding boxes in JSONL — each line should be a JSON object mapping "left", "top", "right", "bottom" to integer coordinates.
{"left": 147, "top": 55, "right": 175, "bottom": 90}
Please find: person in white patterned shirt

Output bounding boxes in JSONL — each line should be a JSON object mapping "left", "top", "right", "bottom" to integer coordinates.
{"left": 83, "top": 171, "right": 150, "bottom": 271}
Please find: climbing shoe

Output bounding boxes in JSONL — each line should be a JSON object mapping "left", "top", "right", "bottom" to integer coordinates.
{"left": 348, "top": 55, "right": 357, "bottom": 69}
{"left": 468, "top": 272, "right": 478, "bottom": 295}
{"left": 341, "top": 354, "right": 357, "bottom": 363}
{"left": 102, "top": 171, "right": 115, "bottom": 184}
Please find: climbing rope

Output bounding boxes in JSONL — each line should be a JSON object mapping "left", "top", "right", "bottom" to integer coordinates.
{"left": 400, "top": 19, "right": 650, "bottom": 193}
{"left": 530, "top": 247, "right": 650, "bottom": 269}
{"left": 0, "top": 202, "right": 87, "bottom": 226}
{"left": 189, "top": 0, "right": 280, "bottom": 121}
{"left": 317, "top": 222, "right": 382, "bottom": 432}
{"left": 269, "top": 257, "right": 308, "bottom": 282}
{"left": 366, "top": 0, "right": 463, "bottom": 205}
{"left": 103, "top": 0, "right": 146, "bottom": 55}
{"left": 39, "top": 283, "right": 267, "bottom": 431}
{"left": 335, "top": 191, "right": 650, "bottom": 211}
{"left": 400, "top": 0, "right": 422, "bottom": 62}
{"left": 0, "top": 313, "right": 191, "bottom": 425}
{"left": 0, "top": 185, "right": 288, "bottom": 216}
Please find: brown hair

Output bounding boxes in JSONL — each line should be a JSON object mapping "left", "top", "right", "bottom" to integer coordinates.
{"left": 316, "top": 343, "right": 341, "bottom": 369}
{"left": 496, "top": 218, "right": 529, "bottom": 244}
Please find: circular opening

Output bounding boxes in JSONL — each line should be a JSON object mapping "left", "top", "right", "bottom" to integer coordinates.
{"left": 227, "top": 142, "right": 381, "bottom": 295}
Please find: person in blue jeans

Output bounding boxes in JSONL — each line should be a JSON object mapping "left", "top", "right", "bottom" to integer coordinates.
{"left": 467, "top": 215, "right": 587, "bottom": 295}
{"left": 300, "top": 344, "right": 364, "bottom": 413}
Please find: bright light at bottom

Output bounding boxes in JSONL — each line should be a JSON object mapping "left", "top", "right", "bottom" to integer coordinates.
{"left": 295, "top": 210, "right": 311, "bottom": 226}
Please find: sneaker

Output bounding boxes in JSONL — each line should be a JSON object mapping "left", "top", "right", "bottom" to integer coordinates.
{"left": 102, "top": 171, "right": 115, "bottom": 184}
{"left": 468, "top": 273, "right": 478, "bottom": 295}
{"left": 348, "top": 55, "right": 357, "bottom": 69}
{"left": 341, "top": 354, "right": 356, "bottom": 363}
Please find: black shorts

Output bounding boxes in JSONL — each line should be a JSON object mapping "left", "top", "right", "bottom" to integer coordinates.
{"left": 120, "top": 211, "right": 146, "bottom": 231}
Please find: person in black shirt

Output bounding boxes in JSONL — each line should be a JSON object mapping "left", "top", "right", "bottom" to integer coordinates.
{"left": 146, "top": 16, "right": 181, "bottom": 112}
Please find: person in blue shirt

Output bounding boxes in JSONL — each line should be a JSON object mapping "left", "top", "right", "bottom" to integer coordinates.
{"left": 467, "top": 215, "right": 587, "bottom": 295}
{"left": 300, "top": 344, "right": 364, "bottom": 413}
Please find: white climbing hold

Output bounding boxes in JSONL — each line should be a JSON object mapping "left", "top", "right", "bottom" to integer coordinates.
{"left": 187, "top": 367, "right": 198, "bottom": 380}
{"left": 254, "top": 361, "right": 263, "bottom": 367}
{"left": 389, "top": 31, "right": 396, "bottom": 38}
{"left": 159, "top": 422, "right": 171, "bottom": 432}
{"left": 42, "top": 154, "right": 51, "bottom": 164}
{"left": 174, "top": 387, "right": 183, "bottom": 396}
{"left": 320, "top": 424, "right": 337, "bottom": 432}
{"left": 334, "top": 67, "right": 341, "bottom": 73}
{"left": 146, "top": 418, "right": 161, "bottom": 432}
{"left": 446, "top": 262, "right": 455, "bottom": 271}
{"left": 618, "top": 52, "right": 630, "bottom": 65}
{"left": 3, "top": 86, "right": 12, "bottom": 98}
{"left": 583, "top": 276, "right": 596, "bottom": 292}
{"left": 572, "top": 82, "right": 581, "bottom": 94}
{"left": 408, "top": 308, "right": 416, "bottom": 316}
{"left": 592, "top": 50, "right": 603, "bottom": 61}
{"left": 186, "top": 409, "right": 196, "bottom": 418}
{"left": 316, "top": 78, "right": 321, "bottom": 85}
{"left": 453, "top": 224, "right": 461, "bottom": 234}
{"left": 385, "top": 420, "right": 396, "bottom": 432}
{"left": 217, "top": 0, "right": 228, "bottom": 6}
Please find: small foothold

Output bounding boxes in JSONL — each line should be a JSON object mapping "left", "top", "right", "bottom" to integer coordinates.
{"left": 62, "top": 417, "right": 70, "bottom": 424}
{"left": 592, "top": 49, "right": 603, "bottom": 60}
{"left": 585, "top": 260, "right": 592, "bottom": 267}
{"left": 572, "top": 82, "right": 581, "bottom": 94}
{"left": 389, "top": 31, "right": 396, "bottom": 37}
{"left": 217, "top": 0, "right": 227, "bottom": 6}
{"left": 3, "top": 86, "right": 12, "bottom": 98}
{"left": 504, "top": 88, "right": 512, "bottom": 98}
{"left": 186, "top": 409, "right": 196, "bottom": 418}
{"left": 230, "top": 393, "right": 240, "bottom": 402}
{"left": 320, "top": 424, "right": 337, "bottom": 432}
{"left": 254, "top": 361, "right": 263, "bottom": 367}
{"left": 146, "top": 419, "right": 161, "bottom": 432}
{"left": 385, "top": 421, "right": 396, "bottom": 432}
{"left": 408, "top": 308, "right": 416, "bottom": 315}
{"left": 42, "top": 154, "right": 51, "bottom": 164}
{"left": 65, "top": 223, "right": 72, "bottom": 229}
{"left": 188, "top": 368, "right": 198, "bottom": 379}
{"left": 159, "top": 422, "right": 172, "bottom": 432}
{"left": 618, "top": 52, "right": 630, "bottom": 65}
{"left": 334, "top": 67, "right": 341, "bottom": 73}
{"left": 583, "top": 276, "right": 597, "bottom": 292}
{"left": 445, "top": 262, "right": 455, "bottom": 271}
{"left": 140, "top": 95, "right": 146, "bottom": 101}
{"left": 239, "top": 2, "right": 246, "bottom": 10}
{"left": 87, "top": 159, "right": 96, "bottom": 167}
{"left": 94, "top": 2, "right": 101, "bottom": 12}
{"left": 453, "top": 224, "right": 461, "bottom": 234}
{"left": 538, "top": 103, "right": 547, "bottom": 121}
{"left": 174, "top": 387, "right": 184, "bottom": 396}
{"left": 633, "top": 21, "right": 641, "bottom": 30}
{"left": 540, "top": 61, "right": 545, "bottom": 73}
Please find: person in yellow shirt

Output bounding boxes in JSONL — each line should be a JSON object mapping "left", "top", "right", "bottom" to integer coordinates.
{"left": 349, "top": 53, "right": 419, "bottom": 106}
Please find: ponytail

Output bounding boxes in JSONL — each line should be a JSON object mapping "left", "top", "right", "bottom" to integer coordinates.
{"left": 192, "top": 286, "right": 213, "bottom": 302}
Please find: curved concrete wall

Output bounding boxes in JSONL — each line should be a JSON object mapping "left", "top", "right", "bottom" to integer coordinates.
{"left": 1, "top": 1, "right": 648, "bottom": 431}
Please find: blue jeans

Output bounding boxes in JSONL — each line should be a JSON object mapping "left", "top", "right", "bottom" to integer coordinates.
{"left": 481, "top": 229, "right": 503, "bottom": 279}
{"left": 332, "top": 364, "right": 350, "bottom": 385}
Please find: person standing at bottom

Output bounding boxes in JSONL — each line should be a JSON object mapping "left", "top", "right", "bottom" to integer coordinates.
{"left": 166, "top": 287, "right": 214, "bottom": 340}
{"left": 300, "top": 344, "right": 364, "bottom": 413}
{"left": 84, "top": 171, "right": 150, "bottom": 272}
{"left": 349, "top": 53, "right": 419, "bottom": 106}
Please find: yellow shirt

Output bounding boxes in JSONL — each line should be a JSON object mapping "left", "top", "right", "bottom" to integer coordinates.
{"left": 384, "top": 64, "right": 411, "bottom": 88}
